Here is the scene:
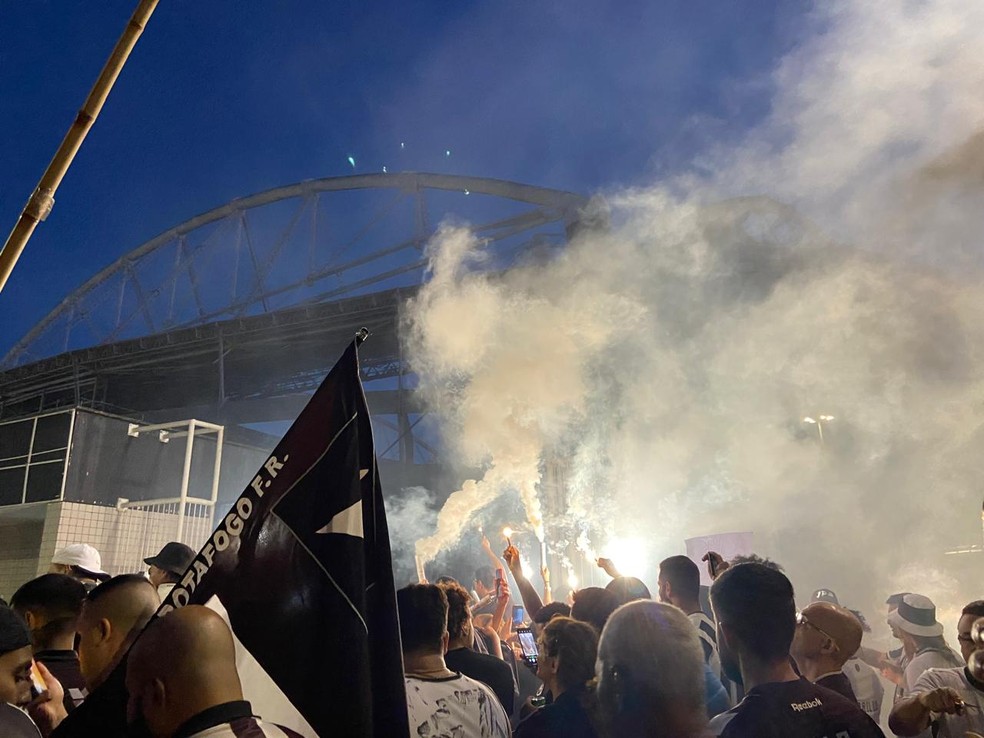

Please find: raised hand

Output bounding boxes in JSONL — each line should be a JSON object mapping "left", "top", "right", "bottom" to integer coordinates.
{"left": 917, "top": 687, "right": 966, "bottom": 715}
{"left": 503, "top": 544, "right": 524, "bottom": 578}
{"left": 701, "top": 551, "right": 729, "bottom": 580}
{"left": 596, "top": 557, "right": 620, "bottom": 578}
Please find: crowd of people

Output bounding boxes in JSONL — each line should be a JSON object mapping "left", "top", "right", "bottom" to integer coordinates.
{"left": 1, "top": 536, "right": 983, "bottom": 738}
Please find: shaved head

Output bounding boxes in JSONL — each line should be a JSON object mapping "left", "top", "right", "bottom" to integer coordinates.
{"left": 78, "top": 575, "right": 159, "bottom": 690}
{"left": 791, "top": 601, "right": 864, "bottom": 679}
{"left": 126, "top": 606, "right": 243, "bottom": 738}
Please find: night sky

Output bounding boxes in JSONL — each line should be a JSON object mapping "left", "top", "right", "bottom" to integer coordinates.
{"left": 0, "top": 0, "right": 809, "bottom": 356}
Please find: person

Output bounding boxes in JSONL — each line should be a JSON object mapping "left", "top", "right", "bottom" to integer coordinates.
{"left": 707, "top": 563, "right": 884, "bottom": 737}
{"left": 700, "top": 551, "right": 785, "bottom": 581}
{"left": 438, "top": 581, "right": 516, "bottom": 714}
{"left": 52, "top": 575, "right": 161, "bottom": 737}
{"left": 570, "top": 587, "right": 618, "bottom": 633}
{"left": 76, "top": 574, "right": 159, "bottom": 692}
{"left": 605, "top": 576, "right": 651, "bottom": 606}
{"left": 855, "top": 592, "right": 914, "bottom": 708}
{"left": 0, "top": 605, "right": 67, "bottom": 737}
{"left": 888, "top": 600, "right": 984, "bottom": 737}
{"left": 0, "top": 604, "right": 37, "bottom": 709}
{"left": 842, "top": 610, "right": 885, "bottom": 724}
{"left": 503, "top": 543, "right": 549, "bottom": 623}
{"left": 531, "top": 602, "right": 571, "bottom": 635}
{"left": 658, "top": 556, "right": 721, "bottom": 677}
{"left": 48, "top": 545, "right": 109, "bottom": 591}
{"left": 398, "top": 584, "right": 510, "bottom": 737}
{"left": 10, "top": 575, "right": 88, "bottom": 713}
{"left": 143, "top": 542, "right": 196, "bottom": 600}
{"left": 514, "top": 616, "right": 600, "bottom": 738}
{"left": 790, "top": 602, "right": 863, "bottom": 702}
{"left": 596, "top": 600, "right": 707, "bottom": 737}
{"left": 125, "top": 605, "right": 303, "bottom": 737}
{"left": 888, "top": 594, "right": 963, "bottom": 696}
{"left": 472, "top": 565, "right": 500, "bottom": 616}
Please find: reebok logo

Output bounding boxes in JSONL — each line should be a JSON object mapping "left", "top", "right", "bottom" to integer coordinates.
{"left": 790, "top": 697, "right": 822, "bottom": 712}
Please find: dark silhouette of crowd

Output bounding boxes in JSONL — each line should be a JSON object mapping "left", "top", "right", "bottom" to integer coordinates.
{"left": 3, "top": 538, "right": 984, "bottom": 737}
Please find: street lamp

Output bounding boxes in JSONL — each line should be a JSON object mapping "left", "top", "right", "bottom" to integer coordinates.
{"left": 803, "top": 415, "right": 835, "bottom": 445}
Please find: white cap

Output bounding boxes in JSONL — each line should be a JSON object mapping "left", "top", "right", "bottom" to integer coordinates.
{"left": 51, "top": 543, "right": 108, "bottom": 577}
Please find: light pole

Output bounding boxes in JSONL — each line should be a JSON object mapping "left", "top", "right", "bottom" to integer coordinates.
{"left": 803, "top": 415, "right": 835, "bottom": 445}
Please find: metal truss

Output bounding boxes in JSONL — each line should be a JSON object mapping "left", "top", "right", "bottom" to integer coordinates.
{"left": 3, "top": 173, "right": 588, "bottom": 369}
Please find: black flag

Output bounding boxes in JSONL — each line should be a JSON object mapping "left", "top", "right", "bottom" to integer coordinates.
{"left": 55, "top": 333, "right": 409, "bottom": 737}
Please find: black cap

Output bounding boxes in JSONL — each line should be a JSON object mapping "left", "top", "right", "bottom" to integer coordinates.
{"left": 144, "top": 542, "right": 196, "bottom": 577}
{"left": 0, "top": 606, "right": 31, "bottom": 656}
{"left": 811, "top": 588, "right": 839, "bottom": 605}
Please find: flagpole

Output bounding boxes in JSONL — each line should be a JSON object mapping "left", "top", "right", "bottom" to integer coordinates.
{"left": 0, "top": 0, "right": 159, "bottom": 294}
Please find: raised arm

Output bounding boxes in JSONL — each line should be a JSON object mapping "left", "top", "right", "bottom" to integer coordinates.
{"left": 503, "top": 544, "right": 544, "bottom": 619}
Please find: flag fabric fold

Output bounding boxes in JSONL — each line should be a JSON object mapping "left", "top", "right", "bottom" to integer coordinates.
{"left": 55, "top": 336, "right": 409, "bottom": 738}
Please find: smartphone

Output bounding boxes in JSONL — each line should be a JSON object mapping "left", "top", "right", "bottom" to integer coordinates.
{"left": 512, "top": 604, "right": 525, "bottom": 628}
{"left": 29, "top": 661, "right": 46, "bottom": 699}
{"left": 516, "top": 626, "right": 538, "bottom": 665}
{"left": 495, "top": 567, "right": 504, "bottom": 599}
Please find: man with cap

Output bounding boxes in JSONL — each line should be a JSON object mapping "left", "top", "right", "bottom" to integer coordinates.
{"left": 791, "top": 601, "right": 863, "bottom": 702}
{"left": 144, "top": 542, "right": 196, "bottom": 600}
{"left": 889, "top": 600, "right": 984, "bottom": 737}
{"left": 857, "top": 592, "right": 915, "bottom": 706}
{"left": 48, "top": 545, "right": 109, "bottom": 592}
{"left": 0, "top": 605, "right": 36, "bottom": 709}
{"left": 0, "top": 605, "right": 68, "bottom": 736}
{"left": 889, "top": 594, "right": 963, "bottom": 696}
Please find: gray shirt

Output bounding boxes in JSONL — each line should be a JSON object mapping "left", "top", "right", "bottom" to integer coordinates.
{"left": 910, "top": 667, "right": 984, "bottom": 738}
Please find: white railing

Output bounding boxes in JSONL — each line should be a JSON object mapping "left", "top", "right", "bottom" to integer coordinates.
{"left": 113, "top": 419, "right": 224, "bottom": 574}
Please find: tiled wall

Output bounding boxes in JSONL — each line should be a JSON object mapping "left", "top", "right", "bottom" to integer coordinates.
{"left": 0, "top": 501, "right": 216, "bottom": 598}
{"left": 50, "top": 501, "right": 213, "bottom": 576}
{"left": 0, "top": 519, "right": 44, "bottom": 601}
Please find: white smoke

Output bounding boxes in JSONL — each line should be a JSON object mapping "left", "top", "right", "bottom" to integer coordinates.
{"left": 401, "top": 0, "right": 984, "bottom": 634}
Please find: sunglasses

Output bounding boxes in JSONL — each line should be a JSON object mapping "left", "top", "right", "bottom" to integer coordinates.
{"left": 796, "top": 612, "right": 839, "bottom": 650}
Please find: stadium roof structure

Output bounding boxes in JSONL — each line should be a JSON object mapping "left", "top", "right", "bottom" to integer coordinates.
{"left": 0, "top": 173, "right": 591, "bottom": 467}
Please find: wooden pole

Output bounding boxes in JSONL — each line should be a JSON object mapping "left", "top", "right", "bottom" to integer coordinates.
{"left": 0, "top": 0, "right": 159, "bottom": 294}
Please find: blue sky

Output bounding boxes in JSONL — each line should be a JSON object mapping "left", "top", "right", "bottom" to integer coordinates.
{"left": 0, "top": 0, "right": 809, "bottom": 355}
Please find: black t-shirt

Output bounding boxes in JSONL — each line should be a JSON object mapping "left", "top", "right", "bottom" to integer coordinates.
{"left": 514, "top": 686, "right": 599, "bottom": 738}
{"left": 444, "top": 647, "right": 516, "bottom": 714}
{"left": 816, "top": 672, "right": 858, "bottom": 704}
{"left": 50, "top": 658, "right": 128, "bottom": 738}
{"left": 708, "top": 677, "right": 885, "bottom": 738}
{"left": 34, "top": 650, "right": 87, "bottom": 714}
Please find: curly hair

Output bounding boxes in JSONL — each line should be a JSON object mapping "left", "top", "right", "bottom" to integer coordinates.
{"left": 542, "top": 616, "right": 599, "bottom": 692}
{"left": 437, "top": 581, "right": 473, "bottom": 641}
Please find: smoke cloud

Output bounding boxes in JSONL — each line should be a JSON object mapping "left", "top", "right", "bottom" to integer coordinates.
{"left": 400, "top": 0, "right": 984, "bottom": 633}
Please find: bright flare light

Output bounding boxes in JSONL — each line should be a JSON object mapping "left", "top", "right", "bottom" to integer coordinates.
{"left": 502, "top": 526, "right": 513, "bottom": 539}
{"left": 568, "top": 571, "right": 579, "bottom": 589}
{"left": 604, "top": 536, "right": 650, "bottom": 578}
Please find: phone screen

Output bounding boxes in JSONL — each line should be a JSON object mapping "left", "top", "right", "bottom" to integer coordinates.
{"left": 512, "top": 605, "right": 525, "bottom": 627}
{"left": 517, "top": 627, "right": 538, "bottom": 663}
{"left": 30, "top": 661, "right": 46, "bottom": 699}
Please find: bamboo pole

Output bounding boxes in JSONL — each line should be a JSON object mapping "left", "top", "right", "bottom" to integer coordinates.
{"left": 0, "top": 0, "right": 159, "bottom": 294}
